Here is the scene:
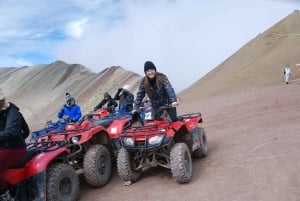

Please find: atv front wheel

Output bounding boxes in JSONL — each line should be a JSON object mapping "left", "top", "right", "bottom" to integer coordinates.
{"left": 117, "top": 147, "right": 141, "bottom": 182}
{"left": 83, "top": 144, "right": 112, "bottom": 187}
{"left": 193, "top": 127, "right": 208, "bottom": 158}
{"left": 46, "top": 163, "right": 79, "bottom": 201}
{"left": 170, "top": 143, "right": 192, "bottom": 184}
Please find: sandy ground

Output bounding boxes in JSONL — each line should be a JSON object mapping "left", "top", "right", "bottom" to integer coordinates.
{"left": 78, "top": 80, "right": 300, "bottom": 201}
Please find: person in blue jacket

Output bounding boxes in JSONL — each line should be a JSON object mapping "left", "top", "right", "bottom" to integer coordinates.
{"left": 57, "top": 93, "right": 82, "bottom": 122}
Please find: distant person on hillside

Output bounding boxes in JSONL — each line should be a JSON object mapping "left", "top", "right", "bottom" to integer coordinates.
{"left": 0, "top": 91, "right": 29, "bottom": 200}
{"left": 94, "top": 92, "right": 118, "bottom": 113}
{"left": 114, "top": 85, "right": 134, "bottom": 112}
{"left": 133, "top": 61, "right": 179, "bottom": 122}
{"left": 57, "top": 93, "right": 82, "bottom": 122}
{"left": 283, "top": 65, "right": 291, "bottom": 84}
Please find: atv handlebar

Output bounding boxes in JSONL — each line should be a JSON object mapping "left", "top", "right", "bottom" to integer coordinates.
{"left": 134, "top": 103, "right": 178, "bottom": 114}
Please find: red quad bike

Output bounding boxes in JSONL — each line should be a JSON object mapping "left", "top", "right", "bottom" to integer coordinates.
{"left": 117, "top": 105, "right": 208, "bottom": 184}
{"left": 29, "top": 109, "right": 111, "bottom": 142}
{"left": 3, "top": 109, "right": 131, "bottom": 201}
{"left": 83, "top": 109, "right": 133, "bottom": 159}
{"left": 3, "top": 138, "right": 80, "bottom": 201}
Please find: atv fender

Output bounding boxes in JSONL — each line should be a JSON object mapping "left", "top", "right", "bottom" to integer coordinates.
{"left": 77, "top": 126, "right": 109, "bottom": 143}
{"left": 4, "top": 146, "right": 69, "bottom": 186}
{"left": 169, "top": 121, "right": 185, "bottom": 132}
{"left": 28, "top": 147, "right": 69, "bottom": 176}
{"left": 106, "top": 118, "right": 131, "bottom": 138}
{"left": 166, "top": 121, "right": 187, "bottom": 138}
{"left": 169, "top": 123, "right": 193, "bottom": 150}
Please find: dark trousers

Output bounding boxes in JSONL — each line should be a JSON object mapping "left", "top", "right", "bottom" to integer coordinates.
{"left": 0, "top": 148, "right": 26, "bottom": 193}
{"left": 167, "top": 107, "right": 178, "bottom": 122}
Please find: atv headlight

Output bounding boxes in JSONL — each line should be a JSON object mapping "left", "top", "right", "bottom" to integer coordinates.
{"left": 148, "top": 135, "right": 164, "bottom": 145}
{"left": 71, "top": 136, "right": 80, "bottom": 144}
{"left": 124, "top": 137, "right": 135, "bottom": 146}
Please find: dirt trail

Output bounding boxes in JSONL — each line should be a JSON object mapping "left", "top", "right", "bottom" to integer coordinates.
{"left": 79, "top": 80, "right": 300, "bottom": 201}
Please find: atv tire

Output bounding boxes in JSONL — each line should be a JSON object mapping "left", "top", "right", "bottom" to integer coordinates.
{"left": 117, "top": 147, "right": 141, "bottom": 182}
{"left": 46, "top": 163, "right": 79, "bottom": 201}
{"left": 193, "top": 127, "right": 208, "bottom": 158}
{"left": 83, "top": 144, "right": 112, "bottom": 187}
{"left": 170, "top": 143, "right": 192, "bottom": 184}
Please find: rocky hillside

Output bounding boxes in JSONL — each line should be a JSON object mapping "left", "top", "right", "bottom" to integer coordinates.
{"left": 179, "top": 11, "right": 300, "bottom": 100}
{"left": 0, "top": 60, "right": 141, "bottom": 130}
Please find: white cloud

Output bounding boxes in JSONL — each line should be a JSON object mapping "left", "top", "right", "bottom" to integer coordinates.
{"left": 66, "top": 18, "right": 90, "bottom": 38}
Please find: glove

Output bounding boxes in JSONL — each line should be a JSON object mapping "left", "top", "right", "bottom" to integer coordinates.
{"left": 63, "top": 115, "right": 69, "bottom": 120}
{"left": 131, "top": 109, "right": 141, "bottom": 114}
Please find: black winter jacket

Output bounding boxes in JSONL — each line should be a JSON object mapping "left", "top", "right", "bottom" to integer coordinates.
{"left": 114, "top": 89, "right": 134, "bottom": 112}
{"left": 0, "top": 102, "right": 28, "bottom": 149}
{"left": 94, "top": 97, "right": 118, "bottom": 112}
{"left": 134, "top": 73, "right": 177, "bottom": 110}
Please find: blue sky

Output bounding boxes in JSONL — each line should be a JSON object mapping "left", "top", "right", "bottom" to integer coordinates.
{"left": 0, "top": 0, "right": 299, "bottom": 92}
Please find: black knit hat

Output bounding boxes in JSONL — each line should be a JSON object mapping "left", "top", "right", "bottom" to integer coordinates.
{"left": 65, "top": 92, "right": 73, "bottom": 101}
{"left": 144, "top": 61, "right": 156, "bottom": 73}
{"left": 65, "top": 92, "right": 75, "bottom": 106}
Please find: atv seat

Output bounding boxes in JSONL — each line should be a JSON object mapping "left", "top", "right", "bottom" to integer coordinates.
{"left": 92, "top": 119, "right": 113, "bottom": 128}
{"left": 10, "top": 149, "right": 39, "bottom": 169}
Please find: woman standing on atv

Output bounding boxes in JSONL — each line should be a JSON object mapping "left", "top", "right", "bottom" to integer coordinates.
{"left": 133, "top": 61, "right": 178, "bottom": 122}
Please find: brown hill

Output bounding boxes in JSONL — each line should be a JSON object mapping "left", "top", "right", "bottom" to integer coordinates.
{"left": 0, "top": 60, "right": 142, "bottom": 130}
{"left": 179, "top": 10, "right": 300, "bottom": 101}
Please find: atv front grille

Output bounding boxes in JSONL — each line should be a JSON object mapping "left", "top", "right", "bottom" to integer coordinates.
{"left": 135, "top": 141, "right": 146, "bottom": 148}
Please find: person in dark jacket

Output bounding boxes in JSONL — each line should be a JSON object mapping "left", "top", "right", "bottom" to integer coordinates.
{"left": 133, "top": 61, "right": 179, "bottom": 122}
{"left": 57, "top": 93, "right": 82, "bottom": 122}
{"left": 114, "top": 85, "right": 134, "bottom": 112}
{"left": 0, "top": 92, "right": 28, "bottom": 200}
{"left": 94, "top": 92, "right": 118, "bottom": 113}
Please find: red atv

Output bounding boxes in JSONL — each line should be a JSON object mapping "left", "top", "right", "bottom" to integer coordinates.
{"left": 117, "top": 105, "right": 208, "bottom": 184}
{"left": 3, "top": 138, "right": 80, "bottom": 201}
{"left": 29, "top": 108, "right": 111, "bottom": 141}
{"left": 3, "top": 110, "right": 131, "bottom": 201}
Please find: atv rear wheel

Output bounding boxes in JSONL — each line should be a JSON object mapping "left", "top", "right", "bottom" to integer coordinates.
{"left": 117, "top": 147, "right": 141, "bottom": 182}
{"left": 170, "top": 143, "right": 192, "bottom": 184}
{"left": 46, "top": 163, "right": 79, "bottom": 201}
{"left": 83, "top": 144, "right": 112, "bottom": 187}
{"left": 193, "top": 127, "right": 208, "bottom": 158}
